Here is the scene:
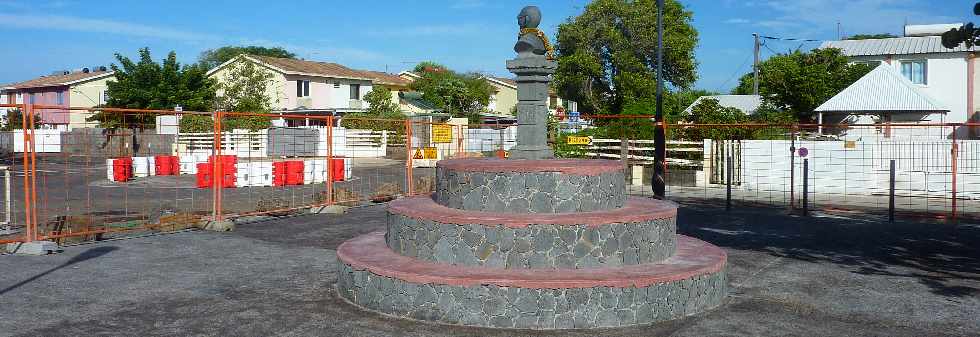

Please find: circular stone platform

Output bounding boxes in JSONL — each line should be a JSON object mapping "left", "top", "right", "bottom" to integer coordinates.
{"left": 337, "top": 231, "right": 727, "bottom": 329}
{"left": 386, "top": 196, "right": 677, "bottom": 269}
{"left": 435, "top": 158, "right": 626, "bottom": 213}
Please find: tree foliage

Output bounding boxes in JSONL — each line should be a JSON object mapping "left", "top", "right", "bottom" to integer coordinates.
{"left": 1, "top": 108, "right": 43, "bottom": 131}
{"left": 681, "top": 98, "right": 750, "bottom": 140}
{"left": 409, "top": 62, "right": 492, "bottom": 123}
{"left": 90, "top": 48, "right": 216, "bottom": 129}
{"left": 553, "top": 0, "right": 699, "bottom": 115}
{"left": 731, "top": 48, "right": 873, "bottom": 122}
{"left": 845, "top": 33, "right": 898, "bottom": 40}
{"left": 364, "top": 86, "right": 400, "bottom": 115}
{"left": 198, "top": 46, "right": 296, "bottom": 70}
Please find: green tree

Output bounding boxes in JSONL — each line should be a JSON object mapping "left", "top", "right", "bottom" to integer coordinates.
{"left": 731, "top": 48, "right": 873, "bottom": 122}
{"left": 1, "top": 108, "right": 42, "bottom": 131}
{"left": 682, "top": 98, "right": 750, "bottom": 140}
{"left": 213, "top": 59, "right": 274, "bottom": 131}
{"left": 409, "top": 62, "right": 492, "bottom": 123}
{"left": 845, "top": 33, "right": 898, "bottom": 40}
{"left": 198, "top": 46, "right": 296, "bottom": 70}
{"left": 89, "top": 48, "right": 217, "bottom": 129}
{"left": 363, "top": 86, "right": 399, "bottom": 115}
{"left": 553, "top": 0, "right": 698, "bottom": 115}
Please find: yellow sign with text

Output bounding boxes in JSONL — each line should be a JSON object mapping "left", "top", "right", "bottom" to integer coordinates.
{"left": 432, "top": 124, "right": 453, "bottom": 143}
{"left": 423, "top": 147, "right": 438, "bottom": 159}
{"left": 566, "top": 136, "right": 592, "bottom": 145}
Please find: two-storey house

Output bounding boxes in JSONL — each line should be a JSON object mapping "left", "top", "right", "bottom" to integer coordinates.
{"left": 1, "top": 68, "right": 114, "bottom": 129}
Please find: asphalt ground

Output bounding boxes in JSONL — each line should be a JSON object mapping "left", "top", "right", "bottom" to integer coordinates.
{"left": 1, "top": 200, "right": 977, "bottom": 337}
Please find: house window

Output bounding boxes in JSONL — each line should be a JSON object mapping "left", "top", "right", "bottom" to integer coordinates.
{"left": 350, "top": 84, "right": 361, "bottom": 100}
{"left": 56, "top": 92, "right": 64, "bottom": 105}
{"left": 15, "top": 93, "right": 22, "bottom": 103}
{"left": 102, "top": 90, "right": 110, "bottom": 104}
{"left": 296, "top": 80, "right": 310, "bottom": 97}
{"left": 28, "top": 93, "right": 36, "bottom": 104}
{"left": 901, "top": 60, "right": 927, "bottom": 85}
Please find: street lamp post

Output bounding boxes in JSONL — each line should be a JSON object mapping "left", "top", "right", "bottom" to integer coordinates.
{"left": 653, "top": 0, "right": 667, "bottom": 199}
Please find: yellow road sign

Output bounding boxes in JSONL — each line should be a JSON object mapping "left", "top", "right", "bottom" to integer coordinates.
{"left": 566, "top": 136, "right": 592, "bottom": 145}
{"left": 424, "top": 147, "right": 438, "bottom": 159}
{"left": 432, "top": 124, "right": 453, "bottom": 143}
{"left": 413, "top": 149, "right": 424, "bottom": 159}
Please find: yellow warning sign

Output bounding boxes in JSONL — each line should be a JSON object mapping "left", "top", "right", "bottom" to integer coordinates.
{"left": 413, "top": 149, "right": 424, "bottom": 159}
{"left": 566, "top": 136, "right": 592, "bottom": 145}
{"left": 424, "top": 147, "right": 438, "bottom": 159}
{"left": 432, "top": 124, "right": 453, "bottom": 143}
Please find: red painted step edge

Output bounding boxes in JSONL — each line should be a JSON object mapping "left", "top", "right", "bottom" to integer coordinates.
{"left": 438, "top": 158, "right": 623, "bottom": 176}
{"left": 338, "top": 231, "right": 727, "bottom": 289}
{"left": 388, "top": 196, "right": 677, "bottom": 228}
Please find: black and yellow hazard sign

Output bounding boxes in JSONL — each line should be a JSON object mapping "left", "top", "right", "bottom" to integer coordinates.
{"left": 413, "top": 148, "right": 424, "bottom": 159}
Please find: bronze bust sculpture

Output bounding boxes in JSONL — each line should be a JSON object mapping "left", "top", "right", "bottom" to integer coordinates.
{"left": 514, "top": 6, "right": 554, "bottom": 59}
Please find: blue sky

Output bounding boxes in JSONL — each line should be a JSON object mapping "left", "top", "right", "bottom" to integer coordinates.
{"left": 0, "top": 0, "right": 975, "bottom": 92}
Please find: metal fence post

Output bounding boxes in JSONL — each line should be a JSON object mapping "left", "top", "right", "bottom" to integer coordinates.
{"left": 889, "top": 159, "right": 896, "bottom": 223}
{"left": 405, "top": 119, "right": 414, "bottom": 196}
{"left": 726, "top": 153, "right": 732, "bottom": 211}
{"left": 21, "top": 103, "right": 35, "bottom": 242}
{"left": 326, "top": 115, "right": 334, "bottom": 205}
{"left": 212, "top": 111, "right": 222, "bottom": 221}
{"left": 951, "top": 139, "right": 958, "bottom": 221}
{"left": 802, "top": 158, "right": 809, "bottom": 217}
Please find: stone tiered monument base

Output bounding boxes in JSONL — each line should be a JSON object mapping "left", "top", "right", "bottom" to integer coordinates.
{"left": 335, "top": 159, "right": 727, "bottom": 329}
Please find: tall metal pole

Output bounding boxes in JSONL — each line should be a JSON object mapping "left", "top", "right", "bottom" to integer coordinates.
{"left": 653, "top": 0, "right": 666, "bottom": 199}
{"left": 753, "top": 33, "right": 760, "bottom": 95}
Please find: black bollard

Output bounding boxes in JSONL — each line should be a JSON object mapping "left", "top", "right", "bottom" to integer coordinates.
{"left": 802, "top": 159, "right": 809, "bottom": 216}
{"left": 889, "top": 159, "right": 896, "bottom": 223}
{"left": 726, "top": 154, "right": 732, "bottom": 211}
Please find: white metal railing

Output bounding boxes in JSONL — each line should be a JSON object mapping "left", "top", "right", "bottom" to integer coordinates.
{"left": 585, "top": 139, "right": 704, "bottom": 166}
{"left": 175, "top": 129, "right": 268, "bottom": 158}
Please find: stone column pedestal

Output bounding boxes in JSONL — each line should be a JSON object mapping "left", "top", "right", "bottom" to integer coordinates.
{"left": 506, "top": 57, "right": 557, "bottom": 160}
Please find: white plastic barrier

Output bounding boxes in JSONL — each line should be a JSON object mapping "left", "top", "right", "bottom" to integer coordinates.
{"left": 235, "top": 162, "right": 274, "bottom": 187}
{"left": 13, "top": 129, "right": 62, "bottom": 153}
{"left": 131, "top": 156, "right": 156, "bottom": 178}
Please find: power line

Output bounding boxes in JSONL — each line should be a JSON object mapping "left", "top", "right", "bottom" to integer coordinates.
{"left": 759, "top": 35, "right": 822, "bottom": 42}
{"left": 717, "top": 52, "right": 754, "bottom": 93}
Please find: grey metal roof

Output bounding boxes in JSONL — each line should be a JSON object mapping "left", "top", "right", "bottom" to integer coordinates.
{"left": 684, "top": 95, "right": 762, "bottom": 115}
{"left": 820, "top": 36, "right": 971, "bottom": 56}
{"left": 815, "top": 63, "right": 947, "bottom": 113}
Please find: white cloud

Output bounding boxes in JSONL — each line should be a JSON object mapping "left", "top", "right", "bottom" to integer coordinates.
{"left": 725, "top": 18, "right": 751, "bottom": 24}
{"left": 754, "top": 0, "right": 960, "bottom": 38}
{"left": 0, "top": 13, "right": 217, "bottom": 41}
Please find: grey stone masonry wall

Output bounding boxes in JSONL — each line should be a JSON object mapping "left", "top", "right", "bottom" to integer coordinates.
{"left": 385, "top": 213, "right": 676, "bottom": 269}
{"left": 434, "top": 167, "right": 627, "bottom": 213}
{"left": 337, "top": 263, "right": 727, "bottom": 329}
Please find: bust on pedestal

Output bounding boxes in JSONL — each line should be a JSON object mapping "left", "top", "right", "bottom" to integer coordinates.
{"left": 507, "top": 6, "right": 556, "bottom": 160}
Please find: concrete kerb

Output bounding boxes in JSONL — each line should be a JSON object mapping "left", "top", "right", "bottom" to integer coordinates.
{"left": 5, "top": 241, "right": 61, "bottom": 255}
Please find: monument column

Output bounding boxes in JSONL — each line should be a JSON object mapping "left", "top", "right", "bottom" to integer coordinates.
{"left": 506, "top": 57, "right": 556, "bottom": 160}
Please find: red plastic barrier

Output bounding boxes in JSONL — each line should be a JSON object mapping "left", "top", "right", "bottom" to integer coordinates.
{"left": 170, "top": 156, "right": 180, "bottom": 175}
{"left": 286, "top": 161, "right": 304, "bottom": 185}
{"left": 112, "top": 158, "right": 132, "bottom": 182}
{"left": 272, "top": 161, "right": 288, "bottom": 186}
{"left": 209, "top": 155, "right": 237, "bottom": 174}
{"left": 196, "top": 163, "right": 212, "bottom": 188}
{"left": 332, "top": 158, "right": 345, "bottom": 182}
{"left": 154, "top": 155, "right": 172, "bottom": 175}
{"left": 221, "top": 173, "right": 236, "bottom": 188}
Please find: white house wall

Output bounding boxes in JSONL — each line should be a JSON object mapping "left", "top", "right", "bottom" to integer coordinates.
{"left": 850, "top": 53, "right": 970, "bottom": 137}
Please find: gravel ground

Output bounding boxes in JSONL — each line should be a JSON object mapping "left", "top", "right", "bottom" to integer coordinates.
{"left": 0, "top": 201, "right": 977, "bottom": 337}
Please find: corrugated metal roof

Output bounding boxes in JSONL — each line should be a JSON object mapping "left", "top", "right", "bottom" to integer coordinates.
{"left": 820, "top": 36, "right": 971, "bottom": 56}
{"left": 684, "top": 95, "right": 762, "bottom": 115}
{"left": 815, "top": 64, "right": 947, "bottom": 113}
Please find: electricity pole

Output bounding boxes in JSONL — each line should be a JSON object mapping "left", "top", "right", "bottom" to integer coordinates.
{"left": 653, "top": 0, "right": 666, "bottom": 198}
{"left": 753, "top": 33, "right": 760, "bottom": 95}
